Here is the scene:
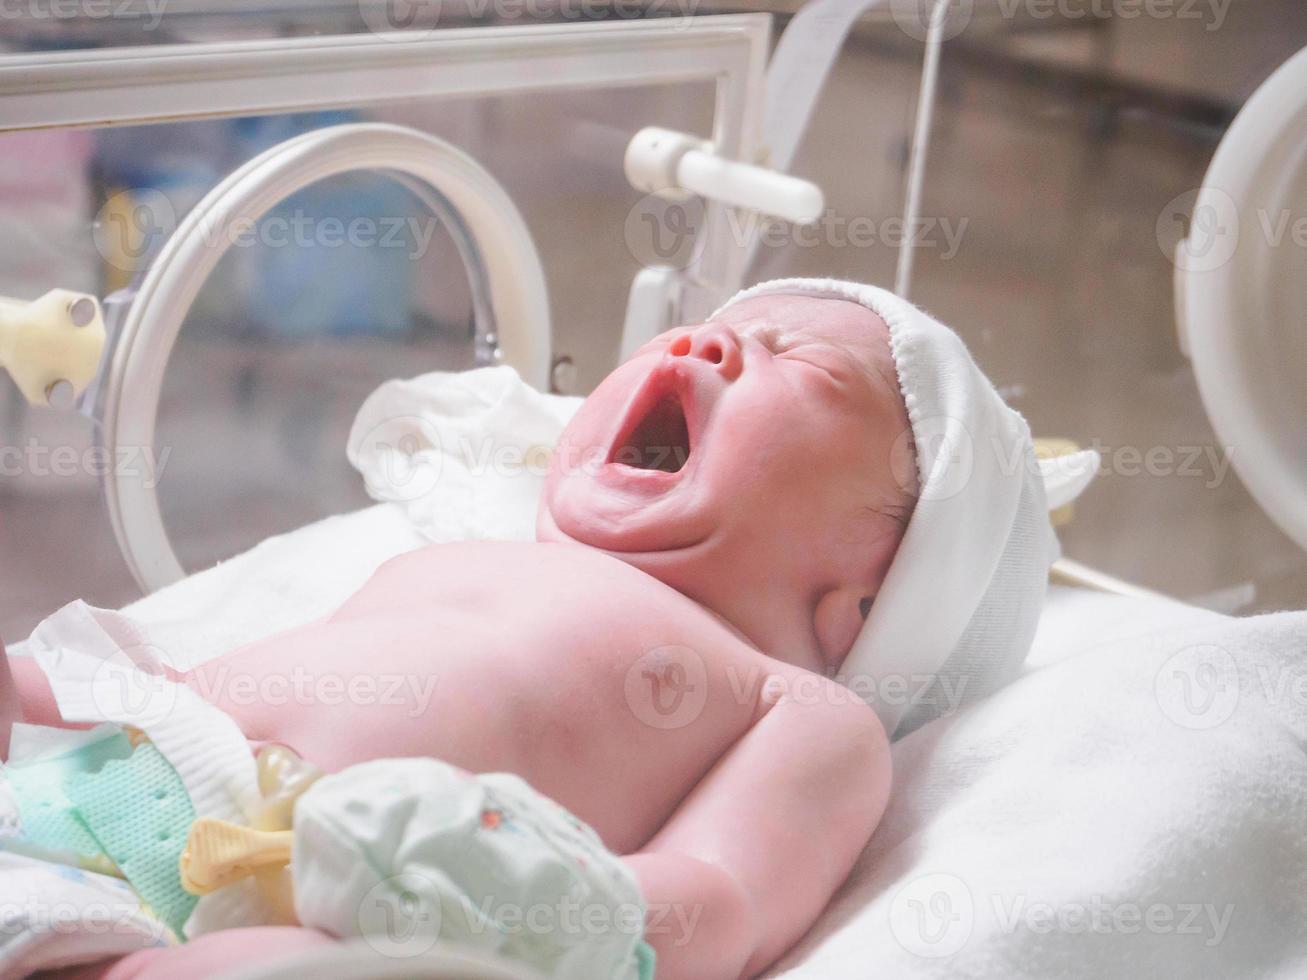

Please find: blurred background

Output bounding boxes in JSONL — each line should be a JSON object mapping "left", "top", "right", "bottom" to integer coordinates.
{"left": 1, "top": 0, "right": 1305, "bottom": 638}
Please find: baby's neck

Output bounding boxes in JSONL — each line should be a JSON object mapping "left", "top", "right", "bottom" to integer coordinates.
{"left": 611, "top": 552, "right": 819, "bottom": 673}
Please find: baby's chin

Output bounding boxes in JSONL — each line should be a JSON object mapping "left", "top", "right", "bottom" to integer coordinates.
{"left": 539, "top": 402, "right": 723, "bottom": 557}
{"left": 536, "top": 464, "right": 715, "bottom": 557}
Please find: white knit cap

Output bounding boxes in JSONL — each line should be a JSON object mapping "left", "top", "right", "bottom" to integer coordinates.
{"left": 714, "top": 278, "right": 1096, "bottom": 738}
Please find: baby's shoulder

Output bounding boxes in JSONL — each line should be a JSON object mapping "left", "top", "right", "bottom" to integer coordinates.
{"left": 361, "top": 539, "right": 702, "bottom": 620}
{"left": 376, "top": 539, "right": 661, "bottom": 588}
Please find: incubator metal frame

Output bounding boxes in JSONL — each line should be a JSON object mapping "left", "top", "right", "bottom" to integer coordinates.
{"left": 0, "top": 15, "right": 770, "bottom": 304}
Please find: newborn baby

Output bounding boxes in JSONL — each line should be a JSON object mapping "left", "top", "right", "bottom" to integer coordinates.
{"left": 1, "top": 278, "right": 1055, "bottom": 980}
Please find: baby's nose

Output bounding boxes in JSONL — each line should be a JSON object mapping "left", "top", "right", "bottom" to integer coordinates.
{"left": 668, "top": 324, "right": 742, "bottom": 380}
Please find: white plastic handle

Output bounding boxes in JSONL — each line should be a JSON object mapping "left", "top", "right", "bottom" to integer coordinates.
{"left": 624, "top": 126, "right": 824, "bottom": 225}
{"left": 675, "top": 147, "right": 824, "bottom": 224}
{"left": 1179, "top": 44, "right": 1307, "bottom": 556}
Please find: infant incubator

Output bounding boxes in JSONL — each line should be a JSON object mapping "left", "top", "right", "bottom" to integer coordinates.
{"left": 2, "top": 1, "right": 1307, "bottom": 977}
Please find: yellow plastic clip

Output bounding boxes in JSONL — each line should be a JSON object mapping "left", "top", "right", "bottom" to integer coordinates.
{"left": 179, "top": 819, "right": 293, "bottom": 896}
{"left": 253, "top": 744, "right": 323, "bottom": 832}
{"left": 177, "top": 746, "right": 321, "bottom": 916}
{"left": 1033, "top": 437, "right": 1083, "bottom": 528}
{"left": 0, "top": 289, "right": 106, "bottom": 407}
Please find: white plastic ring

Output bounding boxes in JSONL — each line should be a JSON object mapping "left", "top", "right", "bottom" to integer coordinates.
{"left": 1180, "top": 46, "right": 1307, "bottom": 554}
{"left": 101, "top": 123, "right": 551, "bottom": 592}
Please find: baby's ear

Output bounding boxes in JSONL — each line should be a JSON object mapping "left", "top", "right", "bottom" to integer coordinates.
{"left": 813, "top": 587, "right": 872, "bottom": 673}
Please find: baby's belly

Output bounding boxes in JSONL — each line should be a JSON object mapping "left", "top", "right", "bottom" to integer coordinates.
{"left": 194, "top": 609, "right": 763, "bottom": 854}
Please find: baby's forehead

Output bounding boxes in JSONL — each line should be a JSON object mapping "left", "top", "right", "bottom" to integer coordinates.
{"left": 715, "top": 291, "right": 917, "bottom": 497}
{"left": 714, "top": 293, "right": 893, "bottom": 364}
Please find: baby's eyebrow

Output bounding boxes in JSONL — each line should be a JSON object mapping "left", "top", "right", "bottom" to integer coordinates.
{"left": 749, "top": 322, "right": 829, "bottom": 352}
{"left": 736, "top": 319, "right": 782, "bottom": 344}
{"left": 862, "top": 500, "right": 913, "bottom": 530}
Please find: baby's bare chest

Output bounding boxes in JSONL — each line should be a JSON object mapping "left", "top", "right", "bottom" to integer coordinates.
{"left": 212, "top": 543, "right": 772, "bottom": 848}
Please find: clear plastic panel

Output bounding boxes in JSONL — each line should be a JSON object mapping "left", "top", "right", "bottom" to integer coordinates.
{"left": 0, "top": 80, "right": 714, "bottom": 636}
{"left": 14, "top": 3, "right": 1300, "bottom": 635}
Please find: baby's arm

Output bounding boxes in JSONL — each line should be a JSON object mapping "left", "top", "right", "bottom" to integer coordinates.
{"left": 0, "top": 638, "right": 16, "bottom": 758}
{"left": 36, "top": 927, "right": 336, "bottom": 980}
{"left": 1, "top": 650, "right": 88, "bottom": 758}
{"left": 624, "top": 675, "right": 891, "bottom": 980}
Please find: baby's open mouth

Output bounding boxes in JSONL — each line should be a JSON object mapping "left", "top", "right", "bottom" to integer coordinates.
{"left": 609, "top": 390, "right": 692, "bottom": 474}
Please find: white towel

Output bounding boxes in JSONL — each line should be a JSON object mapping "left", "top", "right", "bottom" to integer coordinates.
{"left": 772, "top": 592, "right": 1307, "bottom": 979}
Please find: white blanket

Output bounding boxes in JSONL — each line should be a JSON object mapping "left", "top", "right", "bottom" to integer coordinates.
{"left": 774, "top": 589, "right": 1307, "bottom": 979}
{"left": 49, "top": 524, "right": 1307, "bottom": 979}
